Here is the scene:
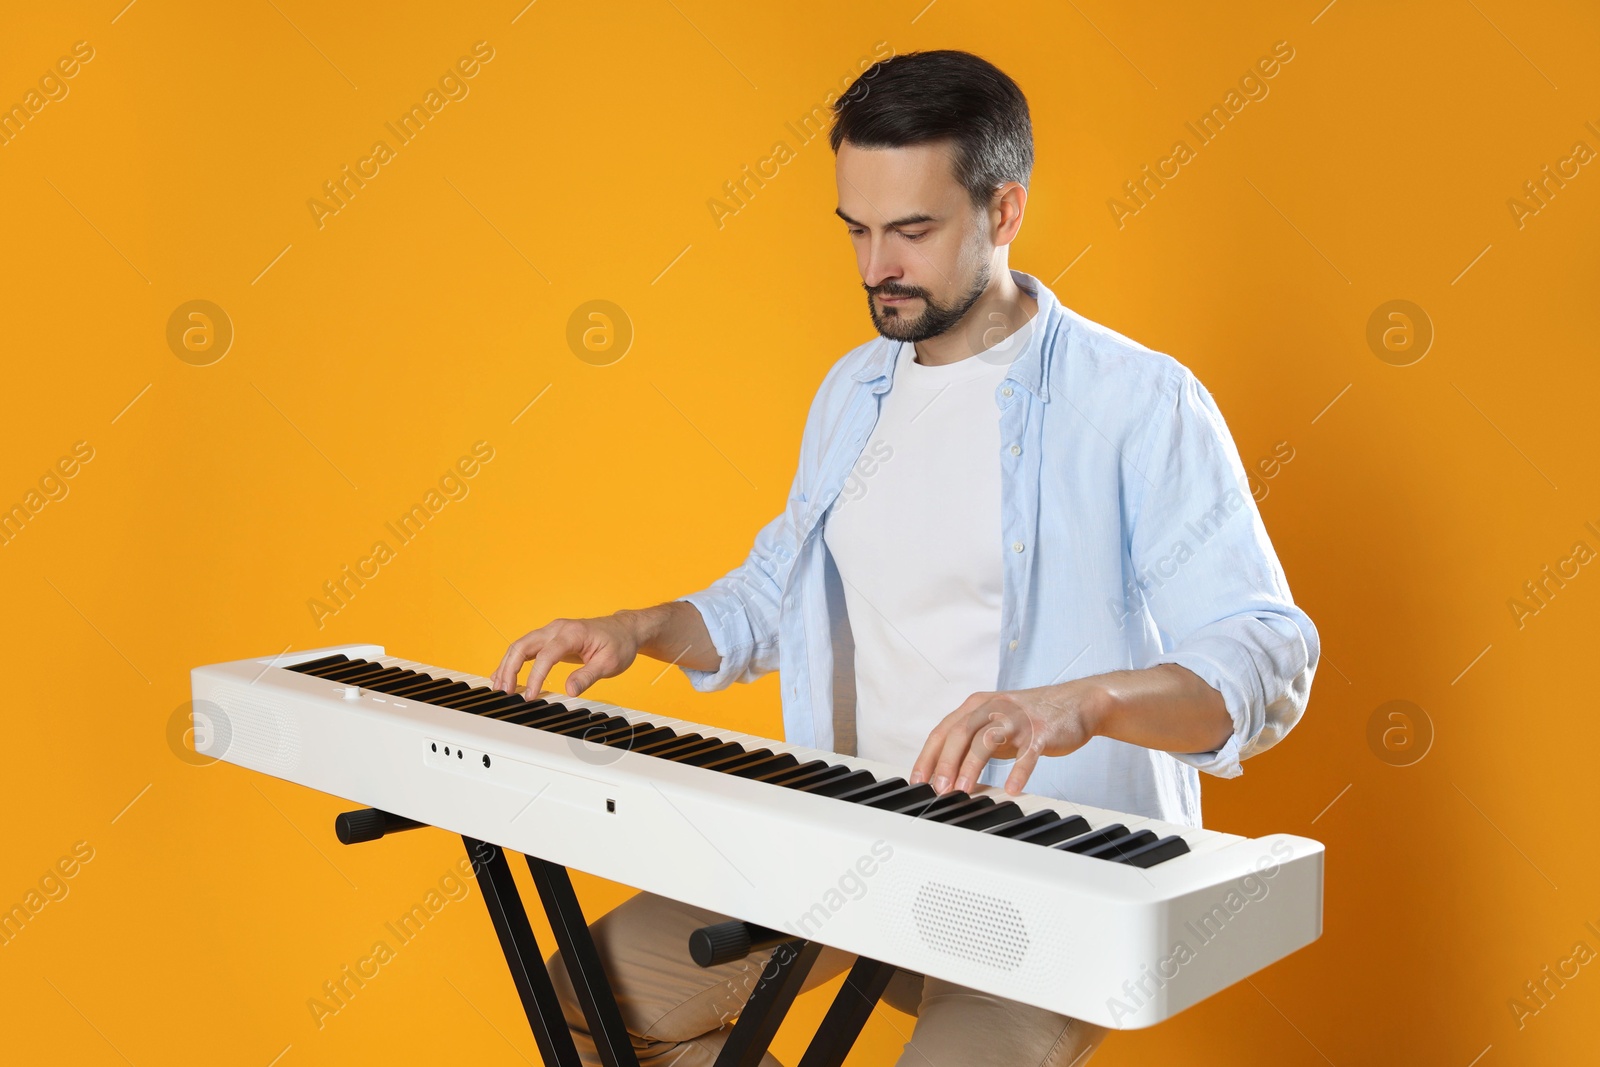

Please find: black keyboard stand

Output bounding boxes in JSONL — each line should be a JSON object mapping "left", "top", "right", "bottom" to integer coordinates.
{"left": 336, "top": 807, "right": 893, "bottom": 1067}
{"left": 335, "top": 807, "right": 635, "bottom": 1067}
{"left": 689, "top": 921, "right": 896, "bottom": 1067}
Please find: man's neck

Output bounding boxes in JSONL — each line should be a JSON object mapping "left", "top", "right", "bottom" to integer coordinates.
{"left": 912, "top": 269, "right": 1038, "bottom": 367}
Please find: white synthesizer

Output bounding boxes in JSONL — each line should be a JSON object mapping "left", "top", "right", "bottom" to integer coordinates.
{"left": 190, "top": 644, "right": 1324, "bottom": 1029}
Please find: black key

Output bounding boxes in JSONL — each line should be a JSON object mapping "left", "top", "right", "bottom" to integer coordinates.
{"left": 1118, "top": 835, "right": 1191, "bottom": 868}
{"left": 922, "top": 796, "right": 995, "bottom": 823}
{"left": 652, "top": 737, "right": 725, "bottom": 762}
{"left": 386, "top": 677, "right": 459, "bottom": 698}
{"left": 799, "top": 769, "right": 876, "bottom": 797}
{"left": 318, "top": 668, "right": 393, "bottom": 684}
{"left": 414, "top": 682, "right": 472, "bottom": 704}
{"left": 336, "top": 666, "right": 411, "bottom": 689}
{"left": 1081, "top": 830, "right": 1158, "bottom": 861}
{"left": 568, "top": 718, "right": 645, "bottom": 744}
{"left": 984, "top": 810, "right": 1062, "bottom": 838}
{"left": 481, "top": 698, "right": 551, "bottom": 720}
{"left": 587, "top": 720, "right": 657, "bottom": 745}
{"left": 364, "top": 672, "right": 427, "bottom": 693}
{"left": 834, "top": 777, "right": 907, "bottom": 803}
{"left": 703, "top": 749, "right": 775, "bottom": 773}
{"left": 547, "top": 714, "right": 620, "bottom": 737}
{"left": 865, "top": 782, "right": 938, "bottom": 812}
{"left": 777, "top": 764, "right": 851, "bottom": 790}
{"left": 945, "top": 801, "right": 1024, "bottom": 831}
{"left": 1053, "top": 824, "right": 1130, "bottom": 855}
{"left": 636, "top": 732, "right": 703, "bottom": 756}
{"left": 754, "top": 759, "right": 827, "bottom": 785}
{"left": 435, "top": 687, "right": 498, "bottom": 709}
{"left": 604, "top": 726, "right": 677, "bottom": 751}
{"left": 674, "top": 742, "right": 746, "bottom": 767}
{"left": 642, "top": 729, "right": 718, "bottom": 756}
{"left": 500, "top": 704, "right": 577, "bottom": 728}
{"left": 916, "top": 792, "right": 974, "bottom": 817}
{"left": 1013, "top": 816, "right": 1093, "bottom": 846}
{"left": 453, "top": 691, "right": 523, "bottom": 713}
{"left": 287, "top": 653, "right": 352, "bottom": 673}
{"left": 298, "top": 657, "right": 370, "bottom": 677}
{"left": 728, "top": 753, "right": 798, "bottom": 779}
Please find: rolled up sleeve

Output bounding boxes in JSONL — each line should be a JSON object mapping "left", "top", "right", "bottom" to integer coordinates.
{"left": 1127, "top": 365, "right": 1320, "bottom": 778}
{"left": 676, "top": 507, "right": 794, "bottom": 692}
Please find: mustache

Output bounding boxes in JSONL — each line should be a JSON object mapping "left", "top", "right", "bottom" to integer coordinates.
{"left": 869, "top": 286, "right": 924, "bottom": 299}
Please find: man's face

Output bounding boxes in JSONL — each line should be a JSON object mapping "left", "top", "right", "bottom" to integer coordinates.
{"left": 835, "top": 140, "right": 991, "bottom": 343}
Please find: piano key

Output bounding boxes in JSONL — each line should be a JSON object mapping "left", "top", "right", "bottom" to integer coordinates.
{"left": 588, "top": 720, "right": 659, "bottom": 744}
{"left": 1117, "top": 834, "right": 1191, "bottom": 868}
{"left": 1052, "top": 824, "right": 1130, "bottom": 855}
{"left": 1080, "top": 830, "right": 1158, "bottom": 861}
{"left": 319, "top": 661, "right": 391, "bottom": 683}
{"left": 755, "top": 760, "right": 830, "bottom": 785}
{"left": 572, "top": 716, "right": 643, "bottom": 740}
{"left": 944, "top": 801, "right": 1025, "bottom": 831}
{"left": 547, "top": 714, "right": 620, "bottom": 737}
{"left": 727, "top": 753, "right": 798, "bottom": 779}
{"left": 481, "top": 698, "right": 551, "bottom": 720}
{"left": 435, "top": 687, "right": 498, "bottom": 709}
{"left": 329, "top": 667, "right": 410, "bottom": 690}
{"left": 298, "top": 657, "right": 371, "bottom": 678}
{"left": 702, "top": 749, "right": 775, "bottom": 774}
{"left": 636, "top": 733, "right": 707, "bottom": 757}
{"left": 505, "top": 704, "right": 577, "bottom": 727}
{"left": 286, "top": 653, "right": 351, "bottom": 673}
{"left": 799, "top": 769, "right": 877, "bottom": 797}
{"left": 834, "top": 777, "right": 908, "bottom": 804}
{"left": 450, "top": 690, "right": 519, "bottom": 712}
{"left": 385, "top": 677, "right": 457, "bottom": 698}
{"left": 921, "top": 796, "right": 996, "bottom": 823}
{"left": 777, "top": 764, "right": 851, "bottom": 790}
{"left": 984, "top": 810, "right": 1061, "bottom": 838}
{"left": 864, "top": 782, "right": 938, "bottom": 812}
{"left": 1013, "top": 816, "right": 1093, "bottom": 846}
{"left": 363, "top": 672, "right": 427, "bottom": 693}
{"left": 414, "top": 682, "right": 472, "bottom": 704}
{"left": 674, "top": 742, "right": 747, "bottom": 767}
{"left": 654, "top": 738, "right": 727, "bottom": 763}
{"left": 604, "top": 726, "right": 677, "bottom": 750}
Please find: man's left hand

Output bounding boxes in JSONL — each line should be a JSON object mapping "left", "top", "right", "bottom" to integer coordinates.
{"left": 909, "top": 679, "right": 1108, "bottom": 797}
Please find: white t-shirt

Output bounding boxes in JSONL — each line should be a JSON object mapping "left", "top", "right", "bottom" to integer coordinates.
{"left": 822, "top": 311, "right": 1037, "bottom": 766}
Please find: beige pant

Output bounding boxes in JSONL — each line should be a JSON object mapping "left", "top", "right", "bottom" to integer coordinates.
{"left": 547, "top": 890, "right": 1109, "bottom": 1067}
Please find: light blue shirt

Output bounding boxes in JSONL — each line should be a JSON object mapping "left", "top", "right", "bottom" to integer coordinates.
{"left": 678, "top": 270, "right": 1319, "bottom": 828}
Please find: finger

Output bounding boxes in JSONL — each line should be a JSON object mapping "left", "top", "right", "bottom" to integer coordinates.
{"left": 929, "top": 710, "right": 988, "bottom": 795}
{"left": 908, "top": 709, "right": 962, "bottom": 785}
{"left": 953, "top": 711, "right": 1013, "bottom": 794}
{"left": 523, "top": 624, "right": 581, "bottom": 699}
{"left": 564, "top": 649, "right": 618, "bottom": 697}
{"left": 912, "top": 694, "right": 989, "bottom": 787}
{"left": 1005, "top": 734, "right": 1047, "bottom": 796}
{"left": 492, "top": 631, "right": 545, "bottom": 693}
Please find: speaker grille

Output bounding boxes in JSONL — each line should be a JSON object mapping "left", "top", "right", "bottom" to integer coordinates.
{"left": 204, "top": 683, "right": 302, "bottom": 773}
{"left": 912, "top": 880, "right": 1029, "bottom": 971}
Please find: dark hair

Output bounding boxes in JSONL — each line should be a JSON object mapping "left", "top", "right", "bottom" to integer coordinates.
{"left": 829, "top": 50, "right": 1033, "bottom": 212}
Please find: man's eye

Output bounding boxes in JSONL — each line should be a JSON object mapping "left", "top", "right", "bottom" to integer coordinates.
{"left": 848, "top": 228, "right": 866, "bottom": 237}
{"left": 900, "top": 231, "right": 926, "bottom": 241}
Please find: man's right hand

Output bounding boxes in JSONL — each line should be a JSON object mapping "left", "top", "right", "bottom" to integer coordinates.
{"left": 490, "top": 614, "right": 642, "bottom": 699}
{"left": 490, "top": 601, "right": 720, "bottom": 700}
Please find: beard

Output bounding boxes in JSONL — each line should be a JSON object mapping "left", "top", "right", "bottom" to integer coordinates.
{"left": 866, "top": 259, "right": 992, "bottom": 344}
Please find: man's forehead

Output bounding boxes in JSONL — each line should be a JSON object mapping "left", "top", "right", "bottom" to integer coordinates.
{"left": 834, "top": 141, "right": 960, "bottom": 223}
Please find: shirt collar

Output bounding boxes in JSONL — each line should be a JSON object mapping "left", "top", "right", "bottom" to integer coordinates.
{"left": 850, "top": 270, "right": 1063, "bottom": 401}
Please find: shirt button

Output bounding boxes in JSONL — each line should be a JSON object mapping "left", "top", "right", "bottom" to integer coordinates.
{"left": 1002, "top": 386, "right": 1014, "bottom": 398}
{"left": 1008, "top": 638, "right": 1019, "bottom": 651}
{"left": 1009, "top": 444, "right": 1021, "bottom": 456}
{"left": 1012, "top": 541, "right": 1024, "bottom": 553}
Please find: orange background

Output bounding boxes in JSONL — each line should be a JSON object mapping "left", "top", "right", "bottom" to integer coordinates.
{"left": 2, "top": 1, "right": 1597, "bottom": 1064}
